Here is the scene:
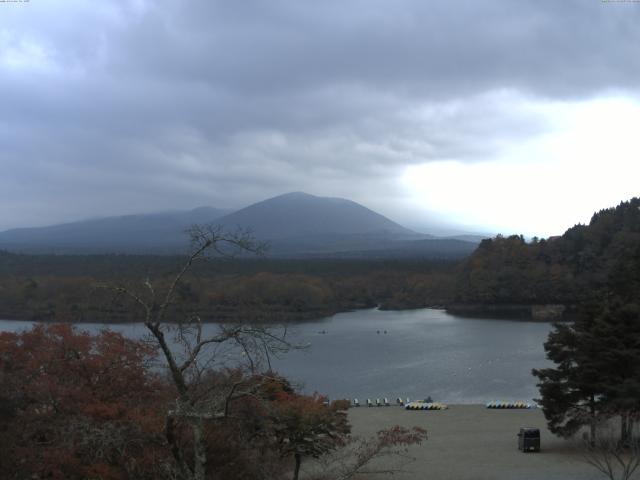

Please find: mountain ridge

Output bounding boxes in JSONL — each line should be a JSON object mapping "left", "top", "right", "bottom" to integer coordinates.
{"left": 0, "top": 207, "right": 233, "bottom": 253}
{"left": 0, "top": 192, "right": 479, "bottom": 257}
{"left": 216, "top": 192, "right": 418, "bottom": 240}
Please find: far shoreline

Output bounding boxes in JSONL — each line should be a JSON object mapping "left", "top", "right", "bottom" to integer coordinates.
{"left": 0, "top": 303, "right": 568, "bottom": 325}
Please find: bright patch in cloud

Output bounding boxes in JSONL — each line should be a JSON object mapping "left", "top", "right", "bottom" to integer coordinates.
{"left": 402, "top": 95, "right": 640, "bottom": 237}
{"left": 0, "top": 31, "right": 51, "bottom": 71}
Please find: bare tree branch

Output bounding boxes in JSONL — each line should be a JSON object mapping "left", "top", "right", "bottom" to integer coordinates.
{"left": 98, "top": 224, "right": 292, "bottom": 480}
{"left": 581, "top": 419, "right": 640, "bottom": 480}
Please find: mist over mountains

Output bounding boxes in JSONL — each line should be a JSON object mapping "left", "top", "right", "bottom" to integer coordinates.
{"left": 0, "top": 192, "right": 481, "bottom": 258}
{"left": 0, "top": 207, "right": 232, "bottom": 254}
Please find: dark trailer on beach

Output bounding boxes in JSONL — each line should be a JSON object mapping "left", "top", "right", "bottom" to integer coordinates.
{"left": 517, "top": 427, "right": 540, "bottom": 452}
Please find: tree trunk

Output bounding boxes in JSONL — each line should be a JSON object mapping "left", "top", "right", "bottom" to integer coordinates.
{"left": 293, "top": 453, "right": 302, "bottom": 480}
{"left": 620, "top": 413, "right": 631, "bottom": 446}
{"left": 166, "top": 415, "right": 192, "bottom": 479}
{"left": 192, "top": 418, "right": 207, "bottom": 480}
{"left": 590, "top": 395, "right": 597, "bottom": 447}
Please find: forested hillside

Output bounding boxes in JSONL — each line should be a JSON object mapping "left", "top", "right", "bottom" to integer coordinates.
{"left": 0, "top": 253, "right": 456, "bottom": 323}
{"left": 452, "top": 198, "right": 640, "bottom": 316}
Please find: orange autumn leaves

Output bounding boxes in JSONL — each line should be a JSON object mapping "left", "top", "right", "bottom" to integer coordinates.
{"left": 0, "top": 324, "right": 169, "bottom": 479}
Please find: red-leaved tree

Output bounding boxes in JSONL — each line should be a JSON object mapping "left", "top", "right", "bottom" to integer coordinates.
{"left": 0, "top": 324, "right": 169, "bottom": 479}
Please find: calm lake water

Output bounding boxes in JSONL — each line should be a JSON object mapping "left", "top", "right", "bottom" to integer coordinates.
{"left": 0, "top": 308, "right": 553, "bottom": 404}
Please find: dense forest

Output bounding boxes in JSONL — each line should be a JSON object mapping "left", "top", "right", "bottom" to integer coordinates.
{"left": 0, "top": 254, "right": 457, "bottom": 323}
{"left": 1, "top": 198, "right": 638, "bottom": 323}
{"left": 451, "top": 197, "right": 640, "bottom": 318}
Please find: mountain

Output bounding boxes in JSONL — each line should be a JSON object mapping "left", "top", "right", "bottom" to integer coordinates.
{"left": 217, "top": 192, "right": 417, "bottom": 239}
{"left": 0, "top": 192, "right": 480, "bottom": 258}
{"left": 213, "top": 192, "right": 448, "bottom": 256}
{"left": 0, "top": 207, "right": 232, "bottom": 254}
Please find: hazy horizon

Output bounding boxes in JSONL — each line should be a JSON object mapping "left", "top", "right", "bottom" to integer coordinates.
{"left": 2, "top": 1, "right": 640, "bottom": 236}
{"left": 0, "top": 188, "right": 586, "bottom": 239}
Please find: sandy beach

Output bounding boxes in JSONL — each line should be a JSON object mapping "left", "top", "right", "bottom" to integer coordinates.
{"left": 346, "top": 405, "right": 609, "bottom": 480}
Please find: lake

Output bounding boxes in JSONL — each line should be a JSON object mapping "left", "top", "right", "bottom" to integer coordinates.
{"left": 0, "top": 308, "right": 554, "bottom": 404}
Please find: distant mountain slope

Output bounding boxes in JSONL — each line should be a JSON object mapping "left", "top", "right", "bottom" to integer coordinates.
{"left": 442, "top": 234, "right": 490, "bottom": 243}
{"left": 0, "top": 192, "right": 480, "bottom": 258}
{"left": 297, "top": 237, "right": 478, "bottom": 260}
{"left": 0, "top": 207, "right": 232, "bottom": 254}
{"left": 216, "top": 192, "right": 417, "bottom": 239}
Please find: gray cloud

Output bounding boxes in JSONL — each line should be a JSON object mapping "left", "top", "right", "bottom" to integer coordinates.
{"left": 1, "top": 0, "right": 639, "bottom": 230}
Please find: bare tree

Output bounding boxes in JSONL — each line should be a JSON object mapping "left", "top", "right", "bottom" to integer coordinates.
{"left": 101, "top": 225, "right": 294, "bottom": 480}
{"left": 582, "top": 419, "right": 640, "bottom": 480}
{"left": 306, "top": 426, "right": 427, "bottom": 480}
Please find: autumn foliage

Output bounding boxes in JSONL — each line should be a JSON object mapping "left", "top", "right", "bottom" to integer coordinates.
{"left": 0, "top": 324, "right": 168, "bottom": 479}
{"left": 0, "top": 325, "right": 426, "bottom": 480}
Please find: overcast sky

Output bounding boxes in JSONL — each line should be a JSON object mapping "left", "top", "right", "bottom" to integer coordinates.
{"left": 1, "top": 0, "right": 639, "bottom": 236}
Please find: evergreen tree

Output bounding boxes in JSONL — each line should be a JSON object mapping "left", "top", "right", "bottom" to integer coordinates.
{"left": 533, "top": 318, "right": 605, "bottom": 442}
{"left": 591, "top": 298, "right": 640, "bottom": 444}
{"left": 533, "top": 295, "right": 640, "bottom": 444}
